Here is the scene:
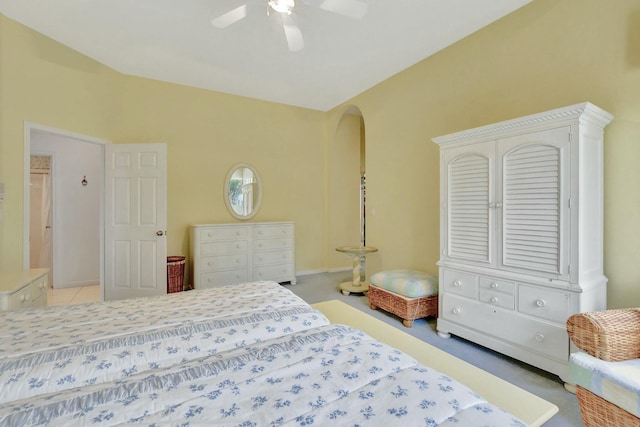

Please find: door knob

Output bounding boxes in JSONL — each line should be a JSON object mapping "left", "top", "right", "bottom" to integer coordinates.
{"left": 156, "top": 230, "right": 164, "bottom": 236}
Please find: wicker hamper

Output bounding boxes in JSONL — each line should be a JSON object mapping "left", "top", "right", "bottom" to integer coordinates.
{"left": 368, "top": 284, "right": 438, "bottom": 328}
{"left": 167, "top": 256, "right": 186, "bottom": 293}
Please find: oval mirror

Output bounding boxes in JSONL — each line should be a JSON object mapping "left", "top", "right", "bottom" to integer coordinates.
{"left": 224, "top": 163, "right": 262, "bottom": 220}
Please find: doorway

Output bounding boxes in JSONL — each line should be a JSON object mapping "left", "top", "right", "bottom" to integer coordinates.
{"left": 29, "top": 155, "right": 53, "bottom": 286}
{"left": 23, "top": 123, "right": 107, "bottom": 292}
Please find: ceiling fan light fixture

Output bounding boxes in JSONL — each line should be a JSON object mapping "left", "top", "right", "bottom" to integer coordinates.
{"left": 268, "top": 0, "right": 295, "bottom": 15}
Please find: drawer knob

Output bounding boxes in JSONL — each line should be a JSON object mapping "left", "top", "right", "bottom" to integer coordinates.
{"left": 236, "top": 231, "right": 240, "bottom": 236}
{"left": 236, "top": 244, "right": 241, "bottom": 249}
{"left": 536, "top": 299, "right": 546, "bottom": 308}
{"left": 535, "top": 333, "right": 545, "bottom": 342}
{"left": 236, "top": 259, "right": 240, "bottom": 263}
{"left": 258, "top": 243, "right": 263, "bottom": 248}
{"left": 258, "top": 231, "right": 263, "bottom": 235}
{"left": 490, "top": 282, "right": 498, "bottom": 289}
{"left": 453, "top": 280, "right": 462, "bottom": 288}
{"left": 490, "top": 297, "right": 498, "bottom": 304}
{"left": 208, "top": 232, "right": 213, "bottom": 237}
{"left": 258, "top": 256, "right": 263, "bottom": 261}
{"left": 452, "top": 307, "right": 461, "bottom": 315}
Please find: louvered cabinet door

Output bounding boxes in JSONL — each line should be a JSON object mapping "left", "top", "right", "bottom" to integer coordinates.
{"left": 496, "top": 127, "right": 571, "bottom": 280}
{"left": 443, "top": 141, "right": 495, "bottom": 266}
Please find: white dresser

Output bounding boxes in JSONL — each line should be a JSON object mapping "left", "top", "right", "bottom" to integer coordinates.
{"left": 0, "top": 269, "right": 49, "bottom": 311}
{"left": 191, "top": 222, "right": 296, "bottom": 289}
{"left": 433, "top": 103, "right": 612, "bottom": 382}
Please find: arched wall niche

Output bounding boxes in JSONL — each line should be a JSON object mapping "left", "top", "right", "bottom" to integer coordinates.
{"left": 327, "top": 104, "right": 368, "bottom": 270}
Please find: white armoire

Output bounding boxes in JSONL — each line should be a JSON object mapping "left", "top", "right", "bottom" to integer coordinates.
{"left": 433, "top": 103, "right": 613, "bottom": 382}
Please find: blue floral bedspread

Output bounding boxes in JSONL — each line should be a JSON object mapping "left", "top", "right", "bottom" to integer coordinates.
{"left": 0, "top": 282, "right": 527, "bottom": 426}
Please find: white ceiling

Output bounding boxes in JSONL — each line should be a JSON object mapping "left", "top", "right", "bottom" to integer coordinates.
{"left": 0, "top": 0, "right": 532, "bottom": 111}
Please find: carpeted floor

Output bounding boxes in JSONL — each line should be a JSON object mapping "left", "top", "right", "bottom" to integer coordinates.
{"left": 285, "top": 271, "right": 584, "bottom": 427}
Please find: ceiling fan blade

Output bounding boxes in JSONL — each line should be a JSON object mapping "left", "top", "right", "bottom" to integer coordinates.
{"left": 304, "top": 0, "right": 367, "bottom": 19}
{"left": 211, "top": 4, "right": 248, "bottom": 29}
{"left": 281, "top": 14, "right": 304, "bottom": 52}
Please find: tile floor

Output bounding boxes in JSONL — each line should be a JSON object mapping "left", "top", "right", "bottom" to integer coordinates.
{"left": 47, "top": 284, "right": 101, "bottom": 306}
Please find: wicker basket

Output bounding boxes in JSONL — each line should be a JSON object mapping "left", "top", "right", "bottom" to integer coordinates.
{"left": 577, "top": 385, "right": 640, "bottom": 427}
{"left": 167, "top": 256, "right": 186, "bottom": 293}
{"left": 567, "top": 308, "right": 640, "bottom": 361}
{"left": 368, "top": 284, "right": 438, "bottom": 328}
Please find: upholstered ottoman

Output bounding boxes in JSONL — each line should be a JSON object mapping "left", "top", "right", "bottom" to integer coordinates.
{"left": 368, "top": 270, "right": 438, "bottom": 328}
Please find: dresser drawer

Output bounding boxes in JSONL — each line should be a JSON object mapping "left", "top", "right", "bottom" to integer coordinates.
{"left": 200, "top": 240, "right": 248, "bottom": 256}
{"left": 200, "top": 269, "right": 249, "bottom": 288}
{"left": 253, "top": 264, "right": 294, "bottom": 282}
{"left": 518, "top": 284, "right": 571, "bottom": 323}
{"left": 442, "top": 269, "right": 477, "bottom": 299}
{"left": 253, "top": 250, "right": 294, "bottom": 266}
{"left": 30, "top": 275, "right": 48, "bottom": 301}
{"left": 200, "top": 254, "right": 248, "bottom": 271}
{"left": 253, "top": 225, "right": 293, "bottom": 239}
{"left": 8, "top": 286, "right": 32, "bottom": 310}
{"left": 199, "top": 226, "right": 248, "bottom": 242}
{"left": 253, "top": 237, "right": 293, "bottom": 251}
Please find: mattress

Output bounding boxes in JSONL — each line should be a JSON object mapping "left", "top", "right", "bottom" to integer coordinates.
{"left": 0, "top": 281, "right": 527, "bottom": 426}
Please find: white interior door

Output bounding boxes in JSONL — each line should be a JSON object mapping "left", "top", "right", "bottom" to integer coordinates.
{"left": 105, "top": 143, "right": 167, "bottom": 300}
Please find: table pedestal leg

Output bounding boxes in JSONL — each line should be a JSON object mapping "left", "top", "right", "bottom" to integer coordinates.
{"left": 339, "top": 255, "right": 368, "bottom": 295}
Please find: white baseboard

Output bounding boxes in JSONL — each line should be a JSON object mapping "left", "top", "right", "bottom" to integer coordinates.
{"left": 296, "top": 267, "right": 351, "bottom": 276}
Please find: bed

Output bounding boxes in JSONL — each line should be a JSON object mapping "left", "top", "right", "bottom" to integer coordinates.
{"left": 0, "top": 281, "right": 553, "bottom": 426}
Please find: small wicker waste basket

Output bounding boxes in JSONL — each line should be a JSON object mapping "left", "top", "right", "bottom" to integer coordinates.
{"left": 167, "top": 256, "right": 186, "bottom": 293}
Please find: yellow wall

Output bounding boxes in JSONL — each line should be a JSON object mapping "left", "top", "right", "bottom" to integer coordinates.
{"left": 335, "top": 0, "right": 640, "bottom": 308}
{"left": 0, "top": 14, "right": 122, "bottom": 270}
{"left": 327, "top": 112, "right": 362, "bottom": 268}
{"left": 112, "top": 76, "right": 329, "bottom": 274}
{"left": 1, "top": 0, "right": 639, "bottom": 308}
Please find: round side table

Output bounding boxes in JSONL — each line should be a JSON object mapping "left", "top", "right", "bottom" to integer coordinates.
{"left": 335, "top": 245, "right": 378, "bottom": 295}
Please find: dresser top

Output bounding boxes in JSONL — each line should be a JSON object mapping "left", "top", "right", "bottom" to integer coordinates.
{"left": 191, "top": 221, "right": 293, "bottom": 227}
{"left": 0, "top": 269, "right": 49, "bottom": 294}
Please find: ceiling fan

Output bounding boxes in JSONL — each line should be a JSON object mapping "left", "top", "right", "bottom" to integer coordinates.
{"left": 211, "top": 0, "right": 368, "bottom": 52}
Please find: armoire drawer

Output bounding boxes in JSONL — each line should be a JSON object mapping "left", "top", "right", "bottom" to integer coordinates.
{"left": 253, "top": 250, "right": 294, "bottom": 267}
{"left": 479, "top": 277, "right": 515, "bottom": 310}
{"left": 442, "top": 269, "right": 477, "bottom": 299}
{"left": 200, "top": 254, "right": 248, "bottom": 271}
{"left": 200, "top": 269, "right": 249, "bottom": 288}
{"left": 441, "top": 293, "right": 568, "bottom": 361}
{"left": 199, "top": 226, "right": 249, "bottom": 242}
{"left": 518, "top": 284, "right": 571, "bottom": 323}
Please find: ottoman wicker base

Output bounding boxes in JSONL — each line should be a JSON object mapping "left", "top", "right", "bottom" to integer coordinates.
{"left": 368, "top": 284, "right": 438, "bottom": 328}
{"left": 576, "top": 385, "right": 640, "bottom": 427}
